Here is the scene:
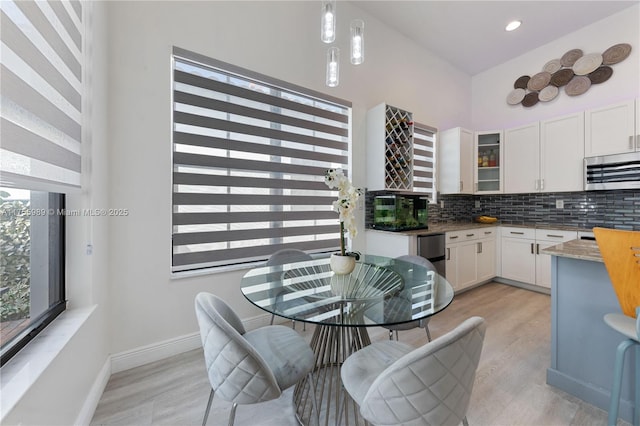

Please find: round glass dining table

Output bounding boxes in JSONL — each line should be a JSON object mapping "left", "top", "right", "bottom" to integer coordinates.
{"left": 240, "top": 254, "right": 455, "bottom": 426}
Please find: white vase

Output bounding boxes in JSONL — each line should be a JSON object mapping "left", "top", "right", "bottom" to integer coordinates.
{"left": 330, "top": 253, "right": 356, "bottom": 275}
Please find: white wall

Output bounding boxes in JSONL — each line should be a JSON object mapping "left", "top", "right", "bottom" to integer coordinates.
{"left": 472, "top": 4, "right": 640, "bottom": 130}
{"left": 105, "top": 0, "right": 471, "bottom": 355}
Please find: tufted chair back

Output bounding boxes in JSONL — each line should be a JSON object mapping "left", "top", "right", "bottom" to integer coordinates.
{"left": 194, "top": 292, "right": 281, "bottom": 405}
{"left": 360, "top": 316, "right": 486, "bottom": 425}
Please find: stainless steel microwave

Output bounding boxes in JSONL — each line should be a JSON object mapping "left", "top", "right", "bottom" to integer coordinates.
{"left": 584, "top": 151, "right": 640, "bottom": 190}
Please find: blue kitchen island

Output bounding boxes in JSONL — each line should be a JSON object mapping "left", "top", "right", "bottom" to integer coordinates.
{"left": 543, "top": 239, "right": 635, "bottom": 423}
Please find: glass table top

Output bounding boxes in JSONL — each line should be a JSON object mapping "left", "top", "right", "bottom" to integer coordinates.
{"left": 240, "top": 254, "right": 455, "bottom": 327}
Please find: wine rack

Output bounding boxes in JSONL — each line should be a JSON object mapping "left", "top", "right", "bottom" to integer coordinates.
{"left": 384, "top": 106, "right": 414, "bottom": 190}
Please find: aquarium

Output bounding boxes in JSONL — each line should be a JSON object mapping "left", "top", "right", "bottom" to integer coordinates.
{"left": 370, "top": 193, "right": 428, "bottom": 231}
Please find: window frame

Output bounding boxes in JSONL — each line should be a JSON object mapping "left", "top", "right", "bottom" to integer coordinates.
{"left": 0, "top": 191, "right": 66, "bottom": 366}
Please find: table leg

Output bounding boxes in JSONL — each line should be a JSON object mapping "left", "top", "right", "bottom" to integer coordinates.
{"left": 294, "top": 323, "right": 371, "bottom": 426}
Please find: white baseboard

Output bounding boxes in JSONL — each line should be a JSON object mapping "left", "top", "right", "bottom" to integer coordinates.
{"left": 111, "top": 332, "right": 202, "bottom": 374}
{"left": 75, "top": 357, "right": 111, "bottom": 425}
{"left": 110, "top": 313, "right": 279, "bottom": 374}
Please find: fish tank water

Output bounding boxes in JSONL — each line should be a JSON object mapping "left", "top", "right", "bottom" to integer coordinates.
{"left": 370, "top": 193, "right": 428, "bottom": 231}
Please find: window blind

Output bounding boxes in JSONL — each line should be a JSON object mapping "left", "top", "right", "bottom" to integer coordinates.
{"left": 413, "top": 122, "right": 437, "bottom": 202}
{"left": 0, "top": 0, "right": 83, "bottom": 192}
{"left": 172, "top": 48, "right": 352, "bottom": 272}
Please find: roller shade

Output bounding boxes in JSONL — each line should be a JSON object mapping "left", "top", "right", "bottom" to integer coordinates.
{"left": 413, "top": 123, "right": 437, "bottom": 201}
{"left": 0, "top": 0, "right": 83, "bottom": 192}
{"left": 172, "top": 47, "right": 352, "bottom": 272}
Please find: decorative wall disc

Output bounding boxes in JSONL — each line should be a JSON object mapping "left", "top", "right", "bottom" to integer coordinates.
{"left": 522, "top": 91, "right": 539, "bottom": 107}
{"left": 539, "top": 85, "right": 559, "bottom": 102}
{"left": 565, "top": 75, "right": 591, "bottom": 96}
{"left": 560, "top": 49, "right": 583, "bottom": 67}
{"left": 602, "top": 43, "right": 632, "bottom": 65}
{"left": 543, "top": 59, "right": 562, "bottom": 74}
{"left": 527, "top": 71, "right": 552, "bottom": 91}
{"left": 588, "top": 66, "right": 613, "bottom": 84}
{"left": 572, "top": 53, "right": 603, "bottom": 75}
{"left": 507, "top": 88, "right": 526, "bottom": 105}
{"left": 514, "top": 75, "right": 530, "bottom": 89}
{"left": 549, "top": 68, "right": 574, "bottom": 87}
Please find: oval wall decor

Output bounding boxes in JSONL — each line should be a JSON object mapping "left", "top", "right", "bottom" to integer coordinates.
{"left": 507, "top": 42, "right": 632, "bottom": 108}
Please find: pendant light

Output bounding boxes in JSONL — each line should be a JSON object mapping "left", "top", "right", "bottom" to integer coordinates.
{"left": 321, "top": 1, "right": 336, "bottom": 43}
{"left": 326, "top": 47, "right": 340, "bottom": 87}
{"left": 350, "top": 19, "right": 364, "bottom": 65}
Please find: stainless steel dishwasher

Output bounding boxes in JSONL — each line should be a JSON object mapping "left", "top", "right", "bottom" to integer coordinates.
{"left": 417, "top": 233, "right": 446, "bottom": 277}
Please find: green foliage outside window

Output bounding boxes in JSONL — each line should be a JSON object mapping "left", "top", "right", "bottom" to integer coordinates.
{"left": 0, "top": 191, "right": 31, "bottom": 321}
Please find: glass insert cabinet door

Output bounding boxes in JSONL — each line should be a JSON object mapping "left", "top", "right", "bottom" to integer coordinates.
{"left": 475, "top": 130, "right": 504, "bottom": 194}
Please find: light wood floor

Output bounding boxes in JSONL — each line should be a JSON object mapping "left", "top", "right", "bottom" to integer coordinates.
{"left": 90, "top": 282, "right": 631, "bottom": 426}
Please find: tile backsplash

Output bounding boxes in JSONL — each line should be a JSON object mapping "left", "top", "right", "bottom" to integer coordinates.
{"left": 429, "top": 189, "right": 640, "bottom": 230}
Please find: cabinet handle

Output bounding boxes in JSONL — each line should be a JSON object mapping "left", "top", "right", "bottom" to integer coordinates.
{"left": 630, "top": 136, "right": 635, "bottom": 150}
{"left": 510, "top": 231, "right": 525, "bottom": 235}
{"left": 475, "top": 183, "right": 478, "bottom": 192}
{"left": 477, "top": 242, "right": 483, "bottom": 254}
{"left": 536, "top": 243, "right": 540, "bottom": 255}
{"left": 466, "top": 233, "right": 475, "bottom": 237}
{"left": 449, "top": 235, "right": 459, "bottom": 240}
{"left": 531, "top": 243, "right": 535, "bottom": 254}
{"left": 540, "top": 179, "right": 544, "bottom": 190}
{"left": 460, "top": 181, "right": 463, "bottom": 191}
{"left": 636, "top": 135, "right": 640, "bottom": 150}
{"left": 446, "top": 248, "right": 451, "bottom": 260}
{"left": 484, "top": 231, "right": 492, "bottom": 235}
{"left": 546, "top": 234, "right": 564, "bottom": 238}
{"left": 535, "top": 180, "right": 539, "bottom": 191}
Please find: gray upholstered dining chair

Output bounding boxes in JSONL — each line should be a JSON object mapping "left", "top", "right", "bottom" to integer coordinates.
{"left": 194, "top": 292, "right": 317, "bottom": 426}
{"left": 266, "top": 248, "right": 313, "bottom": 330}
{"left": 383, "top": 254, "right": 436, "bottom": 341}
{"left": 340, "top": 316, "right": 486, "bottom": 426}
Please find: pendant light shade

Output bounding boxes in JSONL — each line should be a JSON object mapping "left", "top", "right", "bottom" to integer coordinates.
{"left": 326, "top": 47, "right": 340, "bottom": 87}
{"left": 321, "top": 1, "right": 336, "bottom": 43}
{"left": 350, "top": 19, "right": 364, "bottom": 65}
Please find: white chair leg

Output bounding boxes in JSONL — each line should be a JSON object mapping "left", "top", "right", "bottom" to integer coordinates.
{"left": 425, "top": 325, "right": 432, "bottom": 342}
{"left": 462, "top": 415, "right": 470, "bottom": 426}
{"left": 228, "top": 402, "right": 238, "bottom": 426}
{"left": 202, "top": 389, "right": 214, "bottom": 426}
{"left": 270, "top": 314, "right": 275, "bottom": 325}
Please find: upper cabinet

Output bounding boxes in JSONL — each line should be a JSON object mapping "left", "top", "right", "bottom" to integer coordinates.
{"left": 366, "top": 103, "right": 414, "bottom": 191}
{"left": 540, "top": 112, "right": 585, "bottom": 193}
{"left": 475, "top": 130, "right": 503, "bottom": 194}
{"left": 504, "top": 112, "right": 584, "bottom": 194}
{"left": 438, "top": 127, "right": 474, "bottom": 194}
{"left": 585, "top": 100, "right": 639, "bottom": 157}
{"left": 504, "top": 122, "right": 540, "bottom": 193}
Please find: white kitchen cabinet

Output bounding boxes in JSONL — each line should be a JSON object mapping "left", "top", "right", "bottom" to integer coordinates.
{"left": 500, "top": 227, "right": 536, "bottom": 284}
{"left": 505, "top": 112, "right": 584, "bottom": 194}
{"left": 585, "top": 99, "right": 638, "bottom": 157}
{"left": 446, "top": 227, "right": 496, "bottom": 291}
{"left": 439, "top": 127, "right": 474, "bottom": 194}
{"left": 365, "top": 230, "right": 416, "bottom": 258}
{"left": 500, "top": 226, "right": 577, "bottom": 288}
{"left": 534, "top": 229, "right": 578, "bottom": 288}
{"left": 504, "top": 123, "right": 540, "bottom": 193}
{"left": 476, "top": 229, "right": 497, "bottom": 282}
{"left": 540, "top": 112, "right": 585, "bottom": 192}
{"left": 475, "top": 130, "right": 503, "bottom": 194}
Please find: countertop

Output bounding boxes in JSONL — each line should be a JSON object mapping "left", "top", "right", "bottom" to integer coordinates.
{"left": 540, "top": 239, "right": 603, "bottom": 263}
{"left": 366, "top": 221, "right": 593, "bottom": 236}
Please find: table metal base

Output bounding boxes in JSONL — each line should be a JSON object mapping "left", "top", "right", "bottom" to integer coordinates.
{"left": 293, "top": 323, "right": 371, "bottom": 426}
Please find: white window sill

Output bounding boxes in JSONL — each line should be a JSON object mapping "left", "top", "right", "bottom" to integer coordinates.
{"left": 0, "top": 305, "right": 96, "bottom": 421}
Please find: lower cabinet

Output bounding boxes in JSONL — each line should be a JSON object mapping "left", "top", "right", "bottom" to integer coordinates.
{"left": 446, "top": 227, "right": 496, "bottom": 291}
{"left": 500, "top": 226, "right": 577, "bottom": 288}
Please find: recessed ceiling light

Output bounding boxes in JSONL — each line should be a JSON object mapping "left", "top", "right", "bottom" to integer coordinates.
{"left": 505, "top": 20, "right": 522, "bottom": 32}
